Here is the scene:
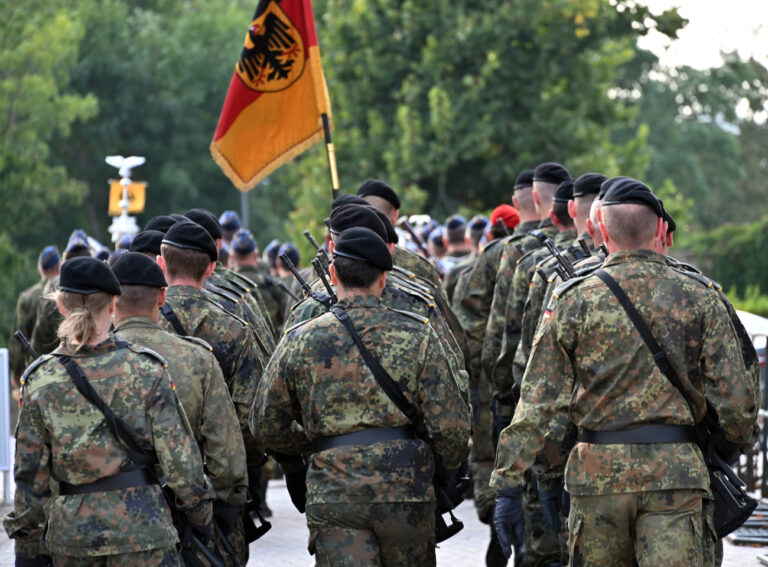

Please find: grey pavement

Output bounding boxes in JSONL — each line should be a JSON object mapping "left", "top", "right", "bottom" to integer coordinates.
{"left": 0, "top": 476, "right": 764, "bottom": 565}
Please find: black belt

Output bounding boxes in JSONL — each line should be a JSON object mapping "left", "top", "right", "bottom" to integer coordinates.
{"left": 579, "top": 424, "right": 696, "bottom": 445}
{"left": 60, "top": 468, "right": 157, "bottom": 495}
{"left": 314, "top": 426, "right": 415, "bottom": 452}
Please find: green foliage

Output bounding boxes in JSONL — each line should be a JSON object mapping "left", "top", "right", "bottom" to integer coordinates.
{"left": 726, "top": 285, "right": 768, "bottom": 319}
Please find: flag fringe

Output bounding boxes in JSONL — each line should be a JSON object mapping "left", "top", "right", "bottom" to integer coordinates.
{"left": 210, "top": 129, "right": 325, "bottom": 193}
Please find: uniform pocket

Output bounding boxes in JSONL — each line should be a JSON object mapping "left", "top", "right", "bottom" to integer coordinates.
{"left": 567, "top": 513, "right": 584, "bottom": 567}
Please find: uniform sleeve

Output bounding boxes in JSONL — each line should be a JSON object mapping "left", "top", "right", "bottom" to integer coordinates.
{"left": 700, "top": 293, "right": 759, "bottom": 452}
{"left": 199, "top": 354, "right": 248, "bottom": 505}
{"left": 3, "top": 393, "right": 51, "bottom": 558}
{"left": 229, "top": 334, "right": 266, "bottom": 466}
{"left": 250, "top": 339, "right": 313, "bottom": 456}
{"left": 490, "top": 301, "right": 574, "bottom": 489}
{"left": 147, "top": 370, "right": 212, "bottom": 527}
{"left": 417, "top": 329, "right": 472, "bottom": 470}
{"left": 484, "top": 250, "right": 520, "bottom": 391}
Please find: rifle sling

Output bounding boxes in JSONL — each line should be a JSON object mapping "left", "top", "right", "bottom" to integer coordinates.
{"left": 161, "top": 304, "right": 189, "bottom": 336}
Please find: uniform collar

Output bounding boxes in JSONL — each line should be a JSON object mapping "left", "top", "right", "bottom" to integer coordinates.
{"left": 113, "top": 316, "right": 161, "bottom": 333}
{"left": 167, "top": 284, "right": 206, "bottom": 298}
{"left": 603, "top": 249, "right": 666, "bottom": 267}
{"left": 55, "top": 333, "right": 126, "bottom": 356}
{"left": 336, "top": 294, "right": 382, "bottom": 309}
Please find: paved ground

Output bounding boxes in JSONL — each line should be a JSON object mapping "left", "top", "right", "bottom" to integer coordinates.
{"left": 0, "top": 476, "right": 765, "bottom": 566}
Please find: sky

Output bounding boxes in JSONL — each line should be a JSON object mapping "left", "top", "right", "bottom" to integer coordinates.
{"left": 638, "top": 0, "right": 768, "bottom": 70}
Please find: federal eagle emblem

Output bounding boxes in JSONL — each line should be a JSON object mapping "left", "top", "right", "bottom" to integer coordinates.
{"left": 236, "top": 0, "right": 305, "bottom": 92}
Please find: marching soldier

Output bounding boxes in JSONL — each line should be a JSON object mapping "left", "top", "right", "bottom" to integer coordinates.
{"left": 251, "top": 227, "right": 471, "bottom": 566}
{"left": 4, "top": 257, "right": 212, "bottom": 565}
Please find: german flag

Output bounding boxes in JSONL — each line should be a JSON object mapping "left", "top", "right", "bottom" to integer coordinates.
{"left": 211, "top": 0, "right": 332, "bottom": 192}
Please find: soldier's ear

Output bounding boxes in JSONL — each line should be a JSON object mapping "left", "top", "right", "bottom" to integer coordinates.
{"left": 329, "top": 263, "right": 338, "bottom": 286}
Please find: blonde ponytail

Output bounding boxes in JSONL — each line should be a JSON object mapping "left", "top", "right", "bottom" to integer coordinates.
{"left": 56, "top": 291, "right": 112, "bottom": 350}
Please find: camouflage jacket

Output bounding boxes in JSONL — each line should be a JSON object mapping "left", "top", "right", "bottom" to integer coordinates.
{"left": 442, "top": 251, "right": 476, "bottom": 304}
{"left": 159, "top": 285, "right": 264, "bottom": 466}
{"left": 114, "top": 317, "right": 247, "bottom": 505}
{"left": 215, "top": 264, "right": 277, "bottom": 343}
{"left": 236, "top": 264, "right": 288, "bottom": 333}
{"left": 251, "top": 295, "right": 471, "bottom": 506}
{"left": 3, "top": 335, "right": 212, "bottom": 557}
{"left": 392, "top": 245, "right": 442, "bottom": 287}
{"left": 9, "top": 279, "right": 45, "bottom": 381}
{"left": 492, "top": 229, "right": 577, "bottom": 397}
{"left": 491, "top": 250, "right": 758, "bottom": 496}
{"left": 481, "top": 220, "right": 553, "bottom": 383}
{"left": 30, "top": 276, "right": 62, "bottom": 356}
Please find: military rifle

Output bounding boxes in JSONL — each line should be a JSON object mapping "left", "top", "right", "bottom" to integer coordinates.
{"left": 303, "top": 229, "right": 331, "bottom": 263}
{"left": 265, "top": 274, "right": 300, "bottom": 302}
{"left": 401, "top": 220, "right": 445, "bottom": 276}
{"left": 279, "top": 253, "right": 334, "bottom": 310}
{"left": 312, "top": 257, "right": 338, "bottom": 304}
{"left": 531, "top": 232, "right": 576, "bottom": 282}
{"left": 14, "top": 331, "right": 223, "bottom": 567}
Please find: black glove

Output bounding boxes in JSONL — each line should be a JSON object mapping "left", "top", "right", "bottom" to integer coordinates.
{"left": 539, "top": 480, "right": 567, "bottom": 533}
{"left": 185, "top": 520, "right": 212, "bottom": 546}
{"left": 284, "top": 468, "right": 307, "bottom": 513}
{"left": 212, "top": 501, "right": 239, "bottom": 537}
{"left": 16, "top": 557, "right": 52, "bottom": 567}
{"left": 493, "top": 486, "right": 525, "bottom": 560}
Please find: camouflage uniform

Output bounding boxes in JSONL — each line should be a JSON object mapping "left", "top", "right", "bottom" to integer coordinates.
{"left": 9, "top": 279, "right": 45, "bottom": 382}
{"left": 235, "top": 263, "right": 288, "bottom": 333}
{"left": 159, "top": 285, "right": 264, "bottom": 467}
{"left": 392, "top": 245, "right": 443, "bottom": 287}
{"left": 3, "top": 335, "right": 212, "bottom": 562}
{"left": 251, "top": 295, "right": 471, "bottom": 566}
{"left": 491, "top": 249, "right": 758, "bottom": 567}
{"left": 30, "top": 276, "right": 62, "bottom": 356}
{"left": 442, "top": 251, "right": 476, "bottom": 304}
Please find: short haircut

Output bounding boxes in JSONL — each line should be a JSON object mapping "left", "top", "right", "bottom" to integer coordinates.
{"left": 533, "top": 181, "right": 557, "bottom": 206}
{"left": 160, "top": 243, "right": 211, "bottom": 282}
{"left": 445, "top": 226, "right": 466, "bottom": 245}
{"left": 589, "top": 198, "right": 601, "bottom": 225}
{"left": 489, "top": 224, "right": 508, "bottom": 240}
{"left": 333, "top": 256, "right": 382, "bottom": 289}
{"left": 116, "top": 285, "right": 162, "bottom": 314}
{"left": 362, "top": 195, "right": 397, "bottom": 218}
{"left": 602, "top": 203, "right": 659, "bottom": 248}
{"left": 63, "top": 248, "right": 92, "bottom": 261}
{"left": 513, "top": 186, "right": 536, "bottom": 216}
{"left": 552, "top": 201, "right": 573, "bottom": 227}
{"left": 575, "top": 194, "right": 597, "bottom": 223}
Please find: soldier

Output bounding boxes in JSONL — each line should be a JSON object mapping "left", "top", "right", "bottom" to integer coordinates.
{"left": 3, "top": 256, "right": 212, "bottom": 566}
{"left": 356, "top": 179, "right": 443, "bottom": 285}
{"left": 264, "top": 239, "right": 281, "bottom": 277}
{"left": 428, "top": 226, "right": 447, "bottom": 263}
{"left": 251, "top": 227, "right": 471, "bottom": 566}
{"left": 9, "top": 246, "right": 60, "bottom": 385}
{"left": 156, "top": 221, "right": 265, "bottom": 478}
{"left": 491, "top": 178, "right": 758, "bottom": 566}
{"left": 219, "top": 210, "right": 241, "bottom": 245}
{"left": 111, "top": 252, "right": 248, "bottom": 566}
{"left": 231, "top": 228, "right": 289, "bottom": 333}
{"left": 440, "top": 214, "right": 473, "bottom": 274}
{"left": 469, "top": 214, "right": 491, "bottom": 251}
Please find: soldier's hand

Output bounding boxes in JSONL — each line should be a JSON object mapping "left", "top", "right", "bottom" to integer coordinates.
{"left": 284, "top": 469, "right": 307, "bottom": 513}
{"left": 493, "top": 487, "right": 525, "bottom": 560}
{"left": 189, "top": 521, "right": 212, "bottom": 545}
{"left": 212, "top": 501, "right": 239, "bottom": 536}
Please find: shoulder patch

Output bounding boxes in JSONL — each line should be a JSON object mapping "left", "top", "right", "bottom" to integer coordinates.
{"left": 126, "top": 343, "right": 168, "bottom": 367}
{"left": 383, "top": 305, "right": 430, "bottom": 325}
{"left": 20, "top": 354, "right": 56, "bottom": 386}
{"left": 179, "top": 335, "right": 214, "bottom": 352}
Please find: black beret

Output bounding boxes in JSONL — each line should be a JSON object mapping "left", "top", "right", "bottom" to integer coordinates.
{"left": 111, "top": 252, "right": 168, "bottom": 288}
{"left": 601, "top": 177, "right": 663, "bottom": 217}
{"left": 366, "top": 206, "right": 398, "bottom": 244}
{"left": 39, "top": 246, "right": 61, "bottom": 270}
{"left": 130, "top": 230, "right": 165, "bottom": 255}
{"left": 144, "top": 215, "right": 178, "bottom": 234}
{"left": 553, "top": 180, "right": 574, "bottom": 204}
{"left": 331, "top": 194, "right": 368, "bottom": 211}
{"left": 334, "top": 227, "right": 393, "bottom": 271}
{"left": 659, "top": 200, "right": 677, "bottom": 233}
{"left": 573, "top": 173, "right": 608, "bottom": 198}
{"left": 184, "top": 208, "right": 223, "bottom": 240}
{"left": 163, "top": 221, "right": 218, "bottom": 262}
{"left": 60, "top": 257, "right": 121, "bottom": 296}
{"left": 444, "top": 214, "right": 467, "bottom": 231}
{"left": 533, "top": 162, "right": 571, "bottom": 184}
{"left": 330, "top": 204, "right": 388, "bottom": 242}
{"left": 232, "top": 229, "right": 257, "bottom": 255}
{"left": 356, "top": 179, "right": 401, "bottom": 210}
{"left": 469, "top": 214, "right": 489, "bottom": 232}
{"left": 513, "top": 169, "right": 535, "bottom": 190}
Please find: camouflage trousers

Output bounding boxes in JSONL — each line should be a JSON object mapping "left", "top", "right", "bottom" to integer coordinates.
{"left": 306, "top": 501, "right": 436, "bottom": 567}
{"left": 522, "top": 471, "right": 560, "bottom": 567}
{"left": 470, "top": 376, "right": 497, "bottom": 523}
{"left": 568, "top": 489, "right": 709, "bottom": 567}
{"left": 52, "top": 546, "right": 179, "bottom": 566}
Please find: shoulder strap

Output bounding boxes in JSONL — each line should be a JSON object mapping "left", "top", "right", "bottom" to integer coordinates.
{"left": 160, "top": 304, "right": 188, "bottom": 336}
{"left": 594, "top": 269, "right": 699, "bottom": 419}
{"left": 329, "top": 305, "right": 429, "bottom": 440}
{"left": 54, "top": 349, "right": 157, "bottom": 467}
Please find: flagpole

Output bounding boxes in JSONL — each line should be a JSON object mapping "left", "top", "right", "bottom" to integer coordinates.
{"left": 321, "top": 113, "right": 339, "bottom": 201}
